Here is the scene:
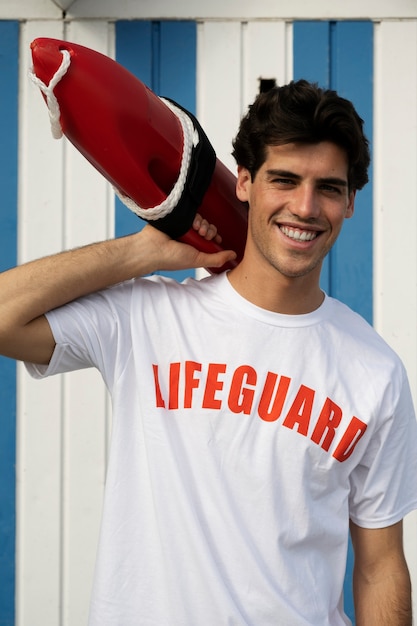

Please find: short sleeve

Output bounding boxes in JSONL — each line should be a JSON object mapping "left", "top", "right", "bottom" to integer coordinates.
{"left": 25, "top": 281, "right": 135, "bottom": 390}
{"left": 349, "top": 364, "right": 417, "bottom": 528}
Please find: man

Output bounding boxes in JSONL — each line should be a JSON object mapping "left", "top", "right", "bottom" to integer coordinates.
{"left": 1, "top": 80, "right": 416, "bottom": 625}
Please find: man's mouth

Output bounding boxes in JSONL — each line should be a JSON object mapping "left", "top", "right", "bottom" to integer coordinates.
{"left": 279, "top": 226, "right": 318, "bottom": 242}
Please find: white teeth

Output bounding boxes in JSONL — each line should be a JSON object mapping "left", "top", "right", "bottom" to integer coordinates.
{"left": 280, "top": 226, "right": 317, "bottom": 242}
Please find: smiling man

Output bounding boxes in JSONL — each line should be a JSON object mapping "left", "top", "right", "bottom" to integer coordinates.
{"left": 0, "top": 80, "right": 416, "bottom": 626}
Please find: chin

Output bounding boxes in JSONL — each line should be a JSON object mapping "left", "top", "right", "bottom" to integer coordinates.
{"left": 271, "top": 258, "right": 323, "bottom": 279}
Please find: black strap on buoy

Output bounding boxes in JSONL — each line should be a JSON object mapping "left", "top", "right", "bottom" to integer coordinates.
{"left": 150, "top": 99, "right": 217, "bottom": 239}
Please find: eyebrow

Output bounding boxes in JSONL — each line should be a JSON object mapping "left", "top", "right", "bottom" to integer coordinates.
{"left": 265, "top": 169, "right": 348, "bottom": 188}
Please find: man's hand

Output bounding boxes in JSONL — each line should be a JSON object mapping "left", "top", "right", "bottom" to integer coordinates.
{"left": 143, "top": 215, "right": 235, "bottom": 274}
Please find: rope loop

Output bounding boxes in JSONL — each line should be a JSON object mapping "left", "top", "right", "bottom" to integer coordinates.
{"left": 29, "top": 48, "right": 71, "bottom": 139}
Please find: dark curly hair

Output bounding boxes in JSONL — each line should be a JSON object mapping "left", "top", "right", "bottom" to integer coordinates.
{"left": 232, "top": 80, "right": 370, "bottom": 191}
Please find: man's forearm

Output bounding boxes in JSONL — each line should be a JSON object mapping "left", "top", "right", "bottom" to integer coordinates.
{"left": 0, "top": 231, "right": 153, "bottom": 362}
{"left": 0, "top": 223, "right": 236, "bottom": 363}
{"left": 0, "top": 232, "right": 151, "bottom": 328}
{"left": 354, "top": 566, "right": 412, "bottom": 626}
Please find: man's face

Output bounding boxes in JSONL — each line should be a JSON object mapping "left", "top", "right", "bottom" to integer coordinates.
{"left": 236, "top": 142, "right": 355, "bottom": 283}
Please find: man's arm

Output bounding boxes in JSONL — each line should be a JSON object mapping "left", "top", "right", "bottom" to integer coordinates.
{"left": 0, "top": 218, "right": 236, "bottom": 366}
{"left": 350, "top": 519, "right": 412, "bottom": 626}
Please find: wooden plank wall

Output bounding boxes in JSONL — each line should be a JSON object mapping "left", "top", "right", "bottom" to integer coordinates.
{"left": 0, "top": 3, "right": 415, "bottom": 624}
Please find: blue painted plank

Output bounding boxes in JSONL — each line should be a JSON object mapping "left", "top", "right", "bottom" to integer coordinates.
{"left": 0, "top": 19, "right": 18, "bottom": 626}
{"left": 329, "top": 21, "right": 373, "bottom": 324}
{"left": 159, "top": 21, "right": 196, "bottom": 114}
{"left": 293, "top": 20, "right": 330, "bottom": 87}
{"left": 115, "top": 21, "right": 197, "bottom": 282}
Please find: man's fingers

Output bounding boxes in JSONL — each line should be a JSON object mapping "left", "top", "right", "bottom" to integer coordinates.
{"left": 192, "top": 214, "right": 222, "bottom": 244}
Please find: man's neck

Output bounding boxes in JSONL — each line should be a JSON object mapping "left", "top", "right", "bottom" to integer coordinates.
{"left": 227, "top": 261, "right": 324, "bottom": 315}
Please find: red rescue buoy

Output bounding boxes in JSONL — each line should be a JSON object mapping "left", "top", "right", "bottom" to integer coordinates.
{"left": 30, "top": 37, "right": 248, "bottom": 272}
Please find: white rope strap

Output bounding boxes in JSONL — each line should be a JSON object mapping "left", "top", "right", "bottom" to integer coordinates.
{"left": 29, "top": 49, "right": 71, "bottom": 139}
{"left": 114, "top": 97, "right": 199, "bottom": 221}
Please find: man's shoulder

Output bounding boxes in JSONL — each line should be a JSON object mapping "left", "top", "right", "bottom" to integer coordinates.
{"left": 327, "top": 295, "right": 403, "bottom": 367}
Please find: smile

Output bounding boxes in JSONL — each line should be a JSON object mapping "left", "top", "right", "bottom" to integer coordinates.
{"left": 279, "top": 226, "right": 318, "bottom": 242}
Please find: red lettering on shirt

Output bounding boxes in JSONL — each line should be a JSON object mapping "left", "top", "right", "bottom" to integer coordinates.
{"left": 169, "top": 362, "right": 181, "bottom": 410}
{"left": 311, "top": 398, "right": 343, "bottom": 451}
{"left": 258, "top": 372, "right": 291, "bottom": 422}
{"left": 184, "top": 361, "right": 202, "bottom": 408}
{"left": 333, "top": 416, "right": 367, "bottom": 462}
{"left": 202, "top": 363, "right": 226, "bottom": 409}
{"left": 228, "top": 365, "right": 257, "bottom": 414}
{"left": 282, "top": 385, "right": 315, "bottom": 436}
{"left": 151, "top": 361, "right": 369, "bottom": 461}
{"left": 152, "top": 364, "right": 165, "bottom": 408}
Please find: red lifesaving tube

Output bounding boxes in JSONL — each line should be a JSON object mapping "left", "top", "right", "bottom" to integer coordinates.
{"left": 30, "top": 37, "right": 248, "bottom": 272}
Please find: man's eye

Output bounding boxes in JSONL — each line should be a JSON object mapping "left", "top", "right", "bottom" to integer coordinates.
{"left": 273, "top": 178, "right": 294, "bottom": 185}
{"left": 321, "top": 184, "right": 341, "bottom": 194}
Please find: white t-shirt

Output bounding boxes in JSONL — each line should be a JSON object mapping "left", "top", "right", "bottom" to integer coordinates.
{"left": 27, "top": 272, "right": 417, "bottom": 626}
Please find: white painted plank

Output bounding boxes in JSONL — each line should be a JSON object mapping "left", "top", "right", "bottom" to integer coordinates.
{"left": 197, "top": 21, "right": 242, "bottom": 172}
{"left": 19, "top": 27, "right": 66, "bottom": 262}
{"left": 0, "top": 0, "right": 61, "bottom": 19}
{"left": 16, "top": 367, "right": 64, "bottom": 626}
{"left": 65, "top": 0, "right": 417, "bottom": 20}
{"left": 195, "top": 21, "right": 242, "bottom": 280}
{"left": 242, "top": 20, "right": 291, "bottom": 109}
{"left": 2, "top": 0, "right": 415, "bottom": 20}
{"left": 373, "top": 20, "right": 417, "bottom": 386}
{"left": 373, "top": 19, "right": 417, "bottom": 615}
{"left": 17, "top": 18, "right": 116, "bottom": 626}
{"left": 60, "top": 20, "right": 114, "bottom": 626}
{"left": 61, "top": 370, "right": 110, "bottom": 626}
{"left": 16, "top": 19, "right": 66, "bottom": 626}
{"left": 197, "top": 20, "right": 292, "bottom": 174}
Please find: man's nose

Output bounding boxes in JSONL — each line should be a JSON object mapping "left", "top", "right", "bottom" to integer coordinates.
{"left": 291, "top": 185, "right": 320, "bottom": 220}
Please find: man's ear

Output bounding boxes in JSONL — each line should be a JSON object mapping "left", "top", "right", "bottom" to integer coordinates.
{"left": 346, "top": 190, "right": 356, "bottom": 219}
{"left": 236, "top": 166, "right": 252, "bottom": 203}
